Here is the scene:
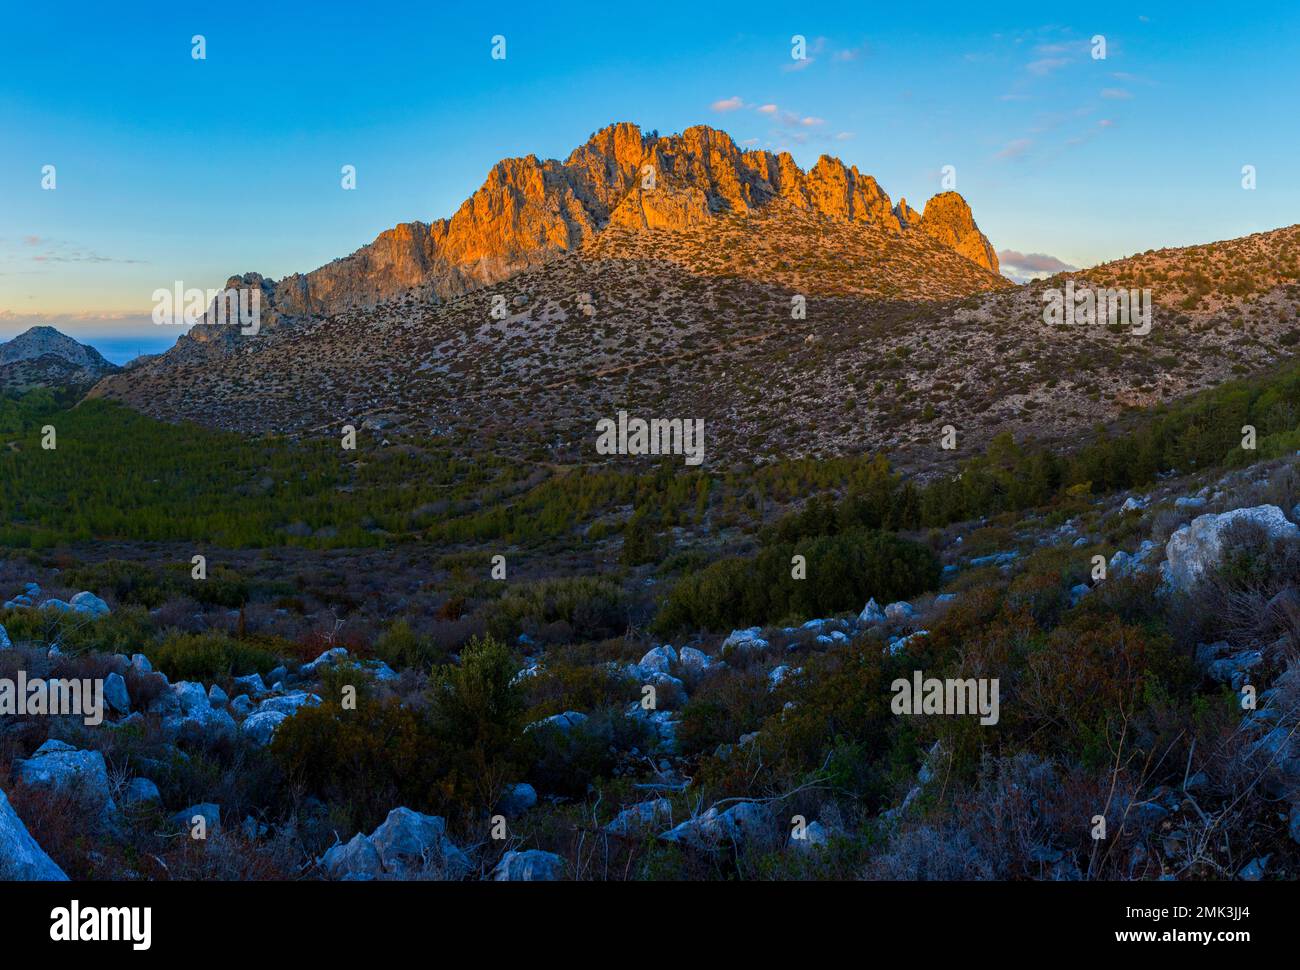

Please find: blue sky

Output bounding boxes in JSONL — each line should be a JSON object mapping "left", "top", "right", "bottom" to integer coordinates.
{"left": 2, "top": 0, "right": 1297, "bottom": 361}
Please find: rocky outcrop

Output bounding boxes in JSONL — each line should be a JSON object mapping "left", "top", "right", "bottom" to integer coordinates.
{"left": 165, "top": 122, "right": 1000, "bottom": 334}
{"left": 916, "top": 192, "right": 999, "bottom": 273}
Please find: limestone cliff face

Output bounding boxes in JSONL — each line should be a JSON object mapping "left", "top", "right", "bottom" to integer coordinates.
{"left": 915, "top": 191, "right": 999, "bottom": 274}
{"left": 210, "top": 123, "right": 999, "bottom": 324}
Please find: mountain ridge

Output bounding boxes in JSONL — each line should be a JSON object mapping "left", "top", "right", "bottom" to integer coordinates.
{"left": 186, "top": 122, "right": 1001, "bottom": 340}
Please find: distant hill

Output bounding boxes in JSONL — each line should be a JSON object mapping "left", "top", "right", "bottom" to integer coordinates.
{"left": 0, "top": 326, "right": 119, "bottom": 392}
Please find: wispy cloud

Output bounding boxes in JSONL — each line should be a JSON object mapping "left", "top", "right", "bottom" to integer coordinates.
{"left": 3, "top": 236, "right": 146, "bottom": 266}
{"left": 996, "top": 138, "right": 1034, "bottom": 160}
{"left": 1026, "top": 57, "right": 1069, "bottom": 76}
{"left": 1100, "top": 87, "right": 1132, "bottom": 99}
{"left": 834, "top": 41, "right": 871, "bottom": 62}
{"left": 711, "top": 95, "right": 745, "bottom": 112}
{"left": 1064, "top": 118, "right": 1115, "bottom": 147}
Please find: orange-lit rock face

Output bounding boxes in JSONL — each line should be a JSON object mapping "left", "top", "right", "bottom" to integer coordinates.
{"left": 239, "top": 122, "right": 1000, "bottom": 321}
{"left": 916, "top": 191, "right": 999, "bottom": 274}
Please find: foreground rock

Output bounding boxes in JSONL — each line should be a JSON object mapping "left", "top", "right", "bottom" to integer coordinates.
{"left": 1164, "top": 505, "right": 1299, "bottom": 592}
{"left": 321, "top": 807, "right": 471, "bottom": 881}
{"left": 659, "top": 801, "right": 770, "bottom": 850}
{"left": 496, "top": 783, "right": 537, "bottom": 818}
{"left": 13, "top": 739, "right": 117, "bottom": 822}
{"left": 0, "top": 786, "right": 68, "bottom": 880}
{"left": 604, "top": 798, "right": 673, "bottom": 837}
{"left": 492, "top": 849, "right": 565, "bottom": 881}
{"left": 68, "top": 591, "right": 111, "bottom": 618}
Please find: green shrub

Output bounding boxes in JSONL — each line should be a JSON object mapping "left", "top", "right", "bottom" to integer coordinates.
{"left": 427, "top": 635, "right": 528, "bottom": 816}
{"left": 655, "top": 529, "right": 940, "bottom": 634}
{"left": 487, "top": 576, "right": 628, "bottom": 642}
{"left": 271, "top": 695, "right": 440, "bottom": 835}
{"left": 150, "top": 630, "right": 278, "bottom": 680}
{"left": 0, "top": 605, "right": 154, "bottom": 656}
{"left": 372, "top": 619, "right": 451, "bottom": 672}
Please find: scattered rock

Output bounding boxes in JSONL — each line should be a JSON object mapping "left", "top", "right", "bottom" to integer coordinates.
{"left": 660, "top": 800, "right": 770, "bottom": 850}
{"left": 103, "top": 672, "right": 130, "bottom": 714}
{"left": 603, "top": 798, "right": 673, "bottom": 837}
{"left": 1238, "top": 855, "right": 1270, "bottom": 881}
{"left": 123, "top": 777, "right": 161, "bottom": 808}
{"left": 171, "top": 802, "right": 221, "bottom": 836}
{"left": 526, "top": 711, "right": 588, "bottom": 734}
{"left": 1165, "top": 506, "right": 1300, "bottom": 592}
{"left": 721, "top": 627, "right": 768, "bottom": 653}
{"left": 493, "top": 849, "right": 565, "bottom": 881}
{"left": 14, "top": 739, "right": 117, "bottom": 821}
{"left": 369, "top": 807, "right": 471, "bottom": 879}
{"left": 301, "top": 647, "right": 349, "bottom": 676}
{"left": 788, "top": 820, "right": 831, "bottom": 852}
{"left": 256, "top": 691, "right": 321, "bottom": 716}
{"left": 768, "top": 665, "right": 801, "bottom": 690}
{"left": 858, "top": 598, "right": 886, "bottom": 624}
{"left": 638, "top": 645, "right": 677, "bottom": 674}
{"left": 321, "top": 833, "right": 384, "bottom": 881}
{"left": 884, "top": 601, "right": 916, "bottom": 622}
{"left": 678, "top": 646, "right": 715, "bottom": 674}
{"left": 496, "top": 783, "right": 537, "bottom": 818}
{"left": 241, "top": 709, "right": 289, "bottom": 747}
{"left": 233, "top": 672, "right": 266, "bottom": 694}
{"left": 68, "top": 591, "right": 111, "bottom": 618}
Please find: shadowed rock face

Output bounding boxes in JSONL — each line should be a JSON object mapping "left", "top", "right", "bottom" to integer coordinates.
{"left": 184, "top": 122, "right": 999, "bottom": 339}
